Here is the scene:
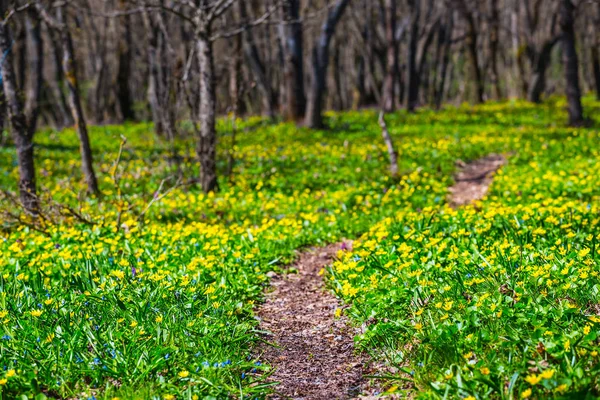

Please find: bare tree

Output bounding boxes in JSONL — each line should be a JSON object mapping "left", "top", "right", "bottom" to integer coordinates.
{"left": 57, "top": 6, "right": 100, "bottom": 194}
{"left": 381, "top": 0, "right": 399, "bottom": 112}
{"left": 559, "top": 0, "right": 584, "bottom": 125}
{"left": 279, "top": 0, "right": 305, "bottom": 121}
{"left": 305, "top": 0, "right": 351, "bottom": 129}
{"left": 0, "top": 4, "right": 38, "bottom": 213}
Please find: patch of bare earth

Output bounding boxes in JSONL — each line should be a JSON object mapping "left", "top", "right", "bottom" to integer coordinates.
{"left": 257, "top": 242, "right": 377, "bottom": 399}
{"left": 448, "top": 153, "right": 507, "bottom": 207}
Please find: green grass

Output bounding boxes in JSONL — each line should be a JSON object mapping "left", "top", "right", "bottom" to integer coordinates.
{"left": 0, "top": 97, "right": 598, "bottom": 398}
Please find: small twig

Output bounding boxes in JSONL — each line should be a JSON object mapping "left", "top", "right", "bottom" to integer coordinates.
{"left": 378, "top": 111, "right": 399, "bottom": 178}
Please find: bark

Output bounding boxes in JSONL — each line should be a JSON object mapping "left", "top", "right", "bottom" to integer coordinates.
{"left": 143, "top": 12, "right": 164, "bottom": 136}
{"left": 0, "top": 16, "right": 38, "bottom": 213}
{"left": 280, "top": 0, "right": 306, "bottom": 121}
{"left": 378, "top": 111, "right": 398, "bottom": 177}
{"left": 116, "top": 0, "right": 134, "bottom": 121}
{"left": 48, "top": 28, "right": 72, "bottom": 128}
{"left": 305, "top": 0, "right": 351, "bottom": 129}
{"left": 382, "top": 0, "right": 399, "bottom": 112}
{"left": 196, "top": 31, "right": 219, "bottom": 193}
{"left": 406, "top": 0, "right": 420, "bottom": 112}
{"left": 527, "top": 37, "right": 559, "bottom": 103}
{"left": 559, "top": 0, "right": 584, "bottom": 125}
{"left": 488, "top": 0, "right": 501, "bottom": 99}
{"left": 229, "top": 33, "right": 244, "bottom": 115}
{"left": 593, "top": 3, "right": 600, "bottom": 101}
{"left": 24, "top": 9, "right": 43, "bottom": 137}
{"left": 58, "top": 8, "right": 99, "bottom": 195}
{"left": 452, "top": 0, "right": 484, "bottom": 103}
{"left": 238, "top": 1, "right": 274, "bottom": 119}
{"left": 434, "top": 13, "right": 453, "bottom": 108}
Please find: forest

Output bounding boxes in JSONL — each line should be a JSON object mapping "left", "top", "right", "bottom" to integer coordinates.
{"left": 0, "top": 0, "right": 600, "bottom": 399}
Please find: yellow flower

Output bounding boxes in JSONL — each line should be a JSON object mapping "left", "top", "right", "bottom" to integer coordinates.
{"left": 480, "top": 367, "right": 490, "bottom": 375}
{"left": 584, "top": 325, "right": 591, "bottom": 335}
{"left": 6, "top": 369, "right": 15, "bottom": 378}
{"left": 155, "top": 315, "right": 163, "bottom": 323}
{"left": 564, "top": 339, "right": 571, "bottom": 351}
{"left": 414, "top": 323, "right": 423, "bottom": 330}
{"left": 520, "top": 388, "right": 532, "bottom": 398}
{"left": 334, "top": 308, "right": 342, "bottom": 318}
{"left": 31, "top": 309, "right": 43, "bottom": 317}
{"left": 0, "top": 311, "right": 7, "bottom": 318}
{"left": 555, "top": 384, "right": 568, "bottom": 393}
{"left": 443, "top": 301, "right": 453, "bottom": 311}
{"left": 539, "top": 369, "right": 554, "bottom": 379}
{"left": 130, "top": 320, "right": 138, "bottom": 328}
{"left": 178, "top": 370, "right": 189, "bottom": 378}
{"left": 164, "top": 395, "right": 175, "bottom": 400}
{"left": 0, "top": 378, "right": 6, "bottom": 385}
{"left": 465, "top": 396, "right": 476, "bottom": 400}
{"left": 525, "top": 374, "right": 541, "bottom": 385}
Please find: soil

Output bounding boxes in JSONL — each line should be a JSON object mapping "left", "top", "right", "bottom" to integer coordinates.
{"left": 257, "top": 154, "right": 507, "bottom": 399}
{"left": 257, "top": 242, "right": 377, "bottom": 399}
{"left": 448, "top": 153, "right": 507, "bottom": 207}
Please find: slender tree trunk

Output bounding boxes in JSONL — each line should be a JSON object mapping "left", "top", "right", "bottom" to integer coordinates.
{"left": 24, "top": 10, "right": 43, "bottom": 137}
{"left": 378, "top": 111, "right": 398, "bottom": 177}
{"left": 593, "top": 3, "right": 600, "bottom": 101}
{"left": 196, "top": 31, "right": 219, "bottom": 193}
{"left": 435, "top": 13, "right": 453, "bottom": 109}
{"left": 48, "top": 28, "right": 72, "bottom": 128}
{"left": 58, "top": 8, "right": 99, "bottom": 195}
{"left": 229, "top": 33, "right": 244, "bottom": 115}
{"left": 527, "top": 37, "right": 559, "bottom": 103}
{"left": 280, "top": 0, "right": 305, "bottom": 121}
{"left": 488, "top": 0, "right": 501, "bottom": 99}
{"left": 382, "top": 0, "right": 399, "bottom": 112}
{"left": 116, "top": 0, "right": 134, "bottom": 121}
{"left": 0, "top": 16, "right": 38, "bottom": 213}
{"left": 406, "top": 0, "right": 420, "bottom": 111}
{"left": 305, "top": 0, "right": 351, "bottom": 129}
{"left": 453, "top": 0, "right": 484, "bottom": 103}
{"left": 238, "top": 1, "right": 274, "bottom": 119}
{"left": 559, "top": 0, "right": 584, "bottom": 125}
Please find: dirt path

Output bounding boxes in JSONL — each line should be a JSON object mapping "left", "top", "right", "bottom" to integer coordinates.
{"left": 257, "top": 154, "right": 506, "bottom": 399}
{"left": 448, "top": 153, "right": 507, "bottom": 207}
{"left": 257, "top": 243, "right": 374, "bottom": 399}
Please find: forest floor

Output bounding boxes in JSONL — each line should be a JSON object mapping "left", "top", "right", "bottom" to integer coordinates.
{"left": 257, "top": 154, "right": 507, "bottom": 399}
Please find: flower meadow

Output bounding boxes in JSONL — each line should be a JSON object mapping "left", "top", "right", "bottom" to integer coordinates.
{"left": 0, "top": 98, "right": 599, "bottom": 399}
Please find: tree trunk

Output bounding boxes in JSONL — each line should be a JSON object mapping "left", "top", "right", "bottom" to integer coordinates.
{"left": 24, "top": 9, "right": 43, "bottom": 137}
{"left": 559, "top": 0, "right": 584, "bottom": 125}
{"left": 593, "top": 3, "right": 600, "bottom": 101}
{"left": 378, "top": 111, "right": 398, "bottom": 177}
{"left": 59, "top": 8, "right": 99, "bottom": 195}
{"left": 196, "top": 32, "right": 219, "bottom": 193}
{"left": 238, "top": 1, "right": 274, "bottom": 119}
{"left": 305, "top": 0, "right": 351, "bottom": 129}
{"left": 527, "top": 37, "right": 559, "bottom": 103}
{"left": 435, "top": 13, "right": 453, "bottom": 109}
{"left": 48, "top": 28, "right": 73, "bottom": 128}
{"left": 382, "top": 0, "right": 399, "bottom": 112}
{"left": 488, "top": 0, "right": 501, "bottom": 99}
{"left": 406, "top": 0, "right": 420, "bottom": 112}
{"left": 280, "top": 0, "right": 306, "bottom": 121}
{"left": 116, "top": 0, "right": 134, "bottom": 121}
{"left": 453, "top": 0, "right": 484, "bottom": 103}
{"left": 0, "top": 16, "right": 38, "bottom": 213}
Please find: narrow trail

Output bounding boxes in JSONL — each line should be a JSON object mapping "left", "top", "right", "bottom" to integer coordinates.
{"left": 448, "top": 153, "right": 507, "bottom": 207}
{"left": 257, "top": 243, "right": 374, "bottom": 399}
{"left": 257, "top": 154, "right": 507, "bottom": 399}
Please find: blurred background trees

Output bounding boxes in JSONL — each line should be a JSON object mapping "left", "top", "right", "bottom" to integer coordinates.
{"left": 0, "top": 0, "right": 596, "bottom": 208}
